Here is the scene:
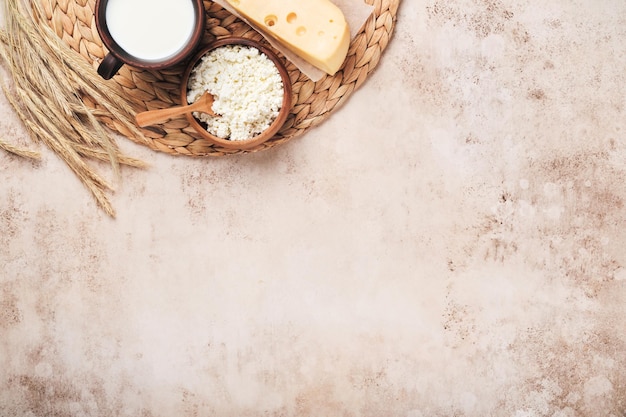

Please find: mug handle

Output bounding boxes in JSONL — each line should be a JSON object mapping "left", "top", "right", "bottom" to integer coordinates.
{"left": 97, "top": 53, "right": 124, "bottom": 80}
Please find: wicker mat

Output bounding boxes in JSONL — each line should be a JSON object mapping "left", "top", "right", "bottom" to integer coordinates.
{"left": 39, "top": 0, "right": 399, "bottom": 156}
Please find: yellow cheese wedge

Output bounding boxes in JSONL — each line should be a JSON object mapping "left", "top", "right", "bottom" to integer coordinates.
{"left": 225, "top": 0, "right": 350, "bottom": 75}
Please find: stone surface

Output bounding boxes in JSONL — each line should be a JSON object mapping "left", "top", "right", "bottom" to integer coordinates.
{"left": 2, "top": 1, "right": 626, "bottom": 416}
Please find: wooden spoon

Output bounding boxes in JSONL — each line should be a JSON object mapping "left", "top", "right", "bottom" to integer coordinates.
{"left": 135, "top": 91, "right": 217, "bottom": 127}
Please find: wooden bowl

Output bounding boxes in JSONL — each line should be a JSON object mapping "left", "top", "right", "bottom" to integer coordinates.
{"left": 180, "top": 37, "right": 292, "bottom": 151}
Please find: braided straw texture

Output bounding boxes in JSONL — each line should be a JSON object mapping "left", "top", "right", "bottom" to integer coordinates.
{"left": 39, "top": 0, "right": 400, "bottom": 156}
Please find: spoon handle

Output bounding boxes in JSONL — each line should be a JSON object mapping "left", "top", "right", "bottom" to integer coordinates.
{"left": 135, "top": 102, "right": 199, "bottom": 127}
{"left": 135, "top": 93, "right": 216, "bottom": 127}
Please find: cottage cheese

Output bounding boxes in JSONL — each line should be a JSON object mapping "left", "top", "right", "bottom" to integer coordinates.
{"left": 187, "top": 44, "right": 284, "bottom": 141}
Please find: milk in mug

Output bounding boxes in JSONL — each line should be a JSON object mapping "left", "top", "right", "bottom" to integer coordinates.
{"left": 106, "top": 0, "right": 196, "bottom": 62}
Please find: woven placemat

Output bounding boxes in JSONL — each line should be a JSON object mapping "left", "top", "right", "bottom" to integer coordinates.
{"left": 39, "top": 0, "right": 399, "bottom": 156}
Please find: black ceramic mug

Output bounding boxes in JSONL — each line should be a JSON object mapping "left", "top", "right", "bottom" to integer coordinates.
{"left": 94, "top": 0, "right": 206, "bottom": 80}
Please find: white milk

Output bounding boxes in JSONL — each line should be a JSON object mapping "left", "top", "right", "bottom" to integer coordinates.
{"left": 106, "top": 0, "right": 196, "bottom": 62}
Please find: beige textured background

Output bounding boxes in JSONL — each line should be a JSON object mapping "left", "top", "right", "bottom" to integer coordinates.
{"left": 2, "top": 0, "right": 626, "bottom": 416}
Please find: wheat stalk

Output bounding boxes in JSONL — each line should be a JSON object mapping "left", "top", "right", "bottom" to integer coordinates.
{"left": 0, "top": 0, "right": 149, "bottom": 217}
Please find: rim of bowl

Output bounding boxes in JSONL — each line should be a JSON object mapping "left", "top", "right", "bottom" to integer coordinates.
{"left": 180, "top": 37, "right": 293, "bottom": 150}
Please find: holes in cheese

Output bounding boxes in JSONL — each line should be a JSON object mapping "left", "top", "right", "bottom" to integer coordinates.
{"left": 226, "top": 0, "right": 350, "bottom": 76}
{"left": 265, "top": 15, "right": 277, "bottom": 27}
